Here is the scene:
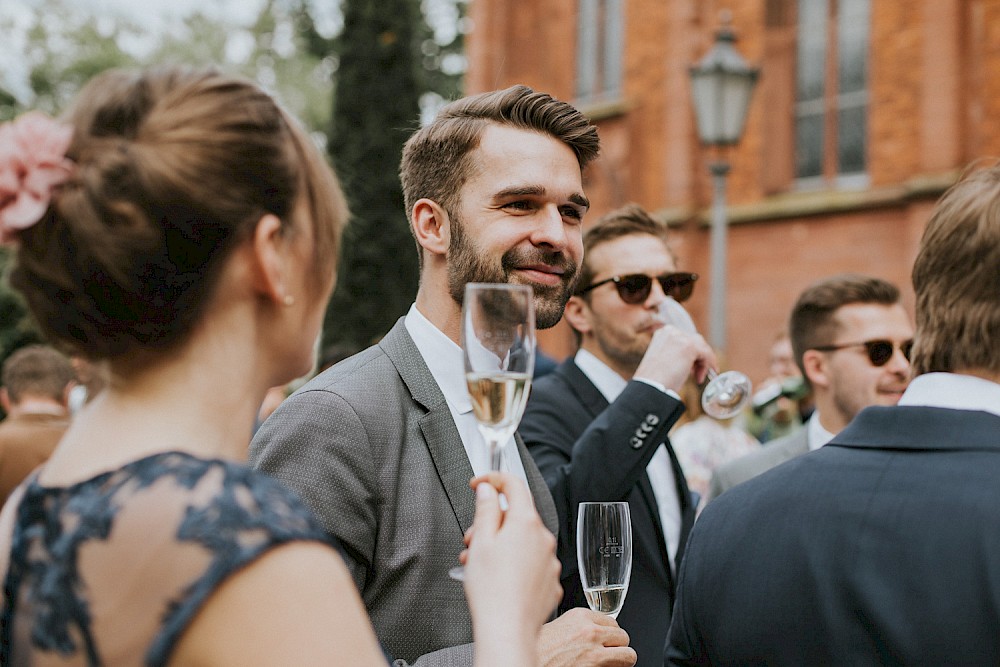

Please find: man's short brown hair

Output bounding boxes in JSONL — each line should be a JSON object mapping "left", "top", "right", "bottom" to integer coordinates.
{"left": 910, "top": 164, "right": 1000, "bottom": 376}
{"left": 399, "top": 85, "right": 600, "bottom": 264}
{"left": 2, "top": 345, "right": 75, "bottom": 404}
{"left": 789, "top": 274, "right": 902, "bottom": 378}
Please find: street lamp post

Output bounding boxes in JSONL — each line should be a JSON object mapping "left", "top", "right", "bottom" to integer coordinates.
{"left": 689, "top": 18, "right": 759, "bottom": 352}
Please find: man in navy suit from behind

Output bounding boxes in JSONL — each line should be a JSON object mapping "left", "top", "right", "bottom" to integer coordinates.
{"left": 665, "top": 164, "right": 1000, "bottom": 665}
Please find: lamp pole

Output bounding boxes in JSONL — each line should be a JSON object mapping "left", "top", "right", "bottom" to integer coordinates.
{"left": 688, "top": 17, "right": 759, "bottom": 353}
{"left": 708, "top": 161, "right": 731, "bottom": 352}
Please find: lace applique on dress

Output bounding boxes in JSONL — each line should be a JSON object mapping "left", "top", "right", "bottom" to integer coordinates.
{"left": 1, "top": 451, "right": 335, "bottom": 666}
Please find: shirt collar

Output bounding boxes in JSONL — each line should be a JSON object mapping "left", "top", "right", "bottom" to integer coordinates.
{"left": 807, "top": 411, "right": 836, "bottom": 451}
{"left": 404, "top": 304, "right": 472, "bottom": 414}
{"left": 898, "top": 372, "right": 1000, "bottom": 418}
{"left": 574, "top": 349, "right": 628, "bottom": 403}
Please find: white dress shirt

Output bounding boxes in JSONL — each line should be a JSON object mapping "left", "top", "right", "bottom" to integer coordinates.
{"left": 404, "top": 304, "right": 530, "bottom": 483}
{"left": 574, "top": 349, "right": 683, "bottom": 574}
{"left": 898, "top": 372, "right": 1000, "bottom": 417}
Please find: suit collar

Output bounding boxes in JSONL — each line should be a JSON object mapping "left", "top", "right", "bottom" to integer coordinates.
{"left": 832, "top": 405, "right": 1000, "bottom": 452}
{"left": 380, "top": 318, "right": 559, "bottom": 536}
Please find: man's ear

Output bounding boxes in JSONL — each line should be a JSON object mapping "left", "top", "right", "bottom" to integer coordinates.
{"left": 0, "top": 388, "right": 11, "bottom": 414}
{"left": 411, "top": 198, "right": 450, "bottom": 258}
{"left": 563, "top": 295, "right": 592, "bottom": 337}
{"left": 249, "top": 214, "right": 289, "bottom": 305}
{"left": 801, "top": 350, "right": 830, "bottom": 390}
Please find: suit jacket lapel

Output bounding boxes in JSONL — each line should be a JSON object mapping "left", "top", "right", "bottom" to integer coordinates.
{"left": 558, "top": 360, "right": 611, "bottom": 417}
{"left": 380, "top": 319, "right": 477, "bottom": 535}
{"left": 379, "top": 318, "right": 561, "bottom": 538}
{"left": 514, "top": 432, "right": 559, "bottom": 535}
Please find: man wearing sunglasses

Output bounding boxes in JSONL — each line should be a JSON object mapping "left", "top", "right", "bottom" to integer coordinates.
{"left": 520, "top": 204, "right": 716, "bottom": 667}
{"left": 666, "top": 166, "right": 1000, "bottom": 665}
{"left": 709, "top": 274, "right": 913, "bottom": 501}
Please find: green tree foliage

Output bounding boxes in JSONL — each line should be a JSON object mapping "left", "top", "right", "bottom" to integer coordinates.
{"left": 0, "top": 0, "right": 337, "bottom": 372}
{"left": 0, "top": 0, "right": 470, "bottom": 370}
{"left": 321, "top": 0, "right": 423, "bottom": 354}
{"left": 0, "top": 249, "right": 43, "bottom": 368}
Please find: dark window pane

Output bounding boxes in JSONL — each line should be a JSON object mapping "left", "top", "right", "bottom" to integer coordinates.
{"left": 796, "top": 0, "right": 828, "bottom": 101}
{"left": 576, "top": 0, "right": 598, "bottom": 98}
{"left": 838, "top": 104, "right": 866, "bottom": 174}
{"left": 796, "top": 112, "right": 824, "bottom": 179}
{"left": 603, "top": 0, "right": 624, "bottom": 96}
{"left": 838, "top": 0, "right": 869, "bottom": 93}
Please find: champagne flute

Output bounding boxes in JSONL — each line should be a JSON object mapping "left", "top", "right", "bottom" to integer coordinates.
{"left": 577, "top": 502, "right": 632, "bottom": 619}
{"left": 449, "top": 282, "right": 535, "bottom": 580}
{"left": 657, "top": 297, "right": 752, "bottom": 419}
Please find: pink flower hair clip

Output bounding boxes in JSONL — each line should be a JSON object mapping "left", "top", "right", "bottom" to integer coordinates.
{"left": 0, "top": 111, "right": 75, "bottom": 245}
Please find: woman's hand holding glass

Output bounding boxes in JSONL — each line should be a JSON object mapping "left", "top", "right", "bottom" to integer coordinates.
{"left": 461, "top": 473, "right": 562, "bottom": 661}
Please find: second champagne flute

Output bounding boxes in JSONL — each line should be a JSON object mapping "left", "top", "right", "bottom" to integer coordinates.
{"left": 577, "top": 501, "right": 633, "bottom": 619}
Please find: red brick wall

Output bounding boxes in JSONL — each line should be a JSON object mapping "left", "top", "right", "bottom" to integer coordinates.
{"left": 466, "top": 0, "right": 991, "bottom": 380}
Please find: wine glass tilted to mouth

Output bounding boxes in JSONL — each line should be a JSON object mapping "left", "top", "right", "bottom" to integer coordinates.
{"left": 655, "top": 297, "right": 752, "bottom": 420}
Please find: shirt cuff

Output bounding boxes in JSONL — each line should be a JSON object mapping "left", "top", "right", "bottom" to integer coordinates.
{"left": 633, "top": 377, "right": 681, "bottom": 402}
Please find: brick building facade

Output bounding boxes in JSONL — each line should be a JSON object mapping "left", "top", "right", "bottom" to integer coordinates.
{"left": 463, "top": 0, "right": 998, "bottom": 383}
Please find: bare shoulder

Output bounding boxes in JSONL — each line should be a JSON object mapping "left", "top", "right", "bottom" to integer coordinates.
{"left": 169, "top": 541, "right": 385, "bottom": 667}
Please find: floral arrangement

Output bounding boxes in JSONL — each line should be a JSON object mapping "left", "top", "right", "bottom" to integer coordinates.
{"left": 0, "top": 112, "right": 74, "bottom": 244}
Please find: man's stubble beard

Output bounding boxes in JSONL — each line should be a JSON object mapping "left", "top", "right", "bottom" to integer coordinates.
{"left": 446, "top": 211, "right": 579, "bottom": 329}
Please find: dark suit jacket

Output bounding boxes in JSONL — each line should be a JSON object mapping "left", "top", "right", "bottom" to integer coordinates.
{"left": 520, "top": 358, "right": 693, "bottom": 667}
{"left": 250, "top": 320, "right": 559, "bottom": 666}
{"left": 666, "top": 405, "right": 1000, "bottom": 666}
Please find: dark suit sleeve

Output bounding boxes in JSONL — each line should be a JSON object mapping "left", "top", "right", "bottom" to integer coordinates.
{"left": 520, "top": 375, "right": 685, "bottom": 580}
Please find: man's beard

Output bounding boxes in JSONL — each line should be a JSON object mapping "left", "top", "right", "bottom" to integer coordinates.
{"left": 446, "top": 212, "right": 578, "bottom": 329}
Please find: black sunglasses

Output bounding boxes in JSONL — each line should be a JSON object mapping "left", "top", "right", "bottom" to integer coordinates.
{"left": 811, "top": 339, "right": 913, "bottom": 367}
{"left": 579, "top": 272, "right": 699, "bottom": 304}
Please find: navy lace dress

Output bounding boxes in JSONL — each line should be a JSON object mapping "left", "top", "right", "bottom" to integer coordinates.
{"left": 0, "top": 451, "right": 340, "bottom": 666}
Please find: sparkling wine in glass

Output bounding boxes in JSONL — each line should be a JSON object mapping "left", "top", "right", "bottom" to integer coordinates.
{"left": 449, "top": 282, "right": 535, "bottom": 580}
{"left": 656, "top": 297, "right": 752, "bottom": 420}
{"left": 577, "top": 502, "right": 632, "bottom": 619}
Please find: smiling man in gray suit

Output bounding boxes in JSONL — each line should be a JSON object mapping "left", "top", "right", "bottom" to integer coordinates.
{"left": 708, "top": 273, "right": 913, "bottom": 502}
{"left": 250, "top": 86, "right": 636, "bottom": 667}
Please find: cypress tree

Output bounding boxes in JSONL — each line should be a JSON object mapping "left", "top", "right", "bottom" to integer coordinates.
{"left": 321, "top": 0, "right": 422, "bottom": 358}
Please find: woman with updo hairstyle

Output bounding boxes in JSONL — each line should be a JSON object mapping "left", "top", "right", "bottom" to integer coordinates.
{"left": 0, "top": 67, "right": 561, "bottom": 666}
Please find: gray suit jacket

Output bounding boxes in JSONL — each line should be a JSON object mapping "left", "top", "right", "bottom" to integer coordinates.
{"left": 249, "top": 319, "right": 559, "bottom": 666}
{"left": 707, "top": 425, "right": 809, "bottom": 502}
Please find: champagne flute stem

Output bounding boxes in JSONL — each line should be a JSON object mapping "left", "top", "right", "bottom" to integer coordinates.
{"left": 706, "top": 368, "right": 719, "bottom": 382}
{"left": 488, "top": 438, "right": 503, "bottom": 473}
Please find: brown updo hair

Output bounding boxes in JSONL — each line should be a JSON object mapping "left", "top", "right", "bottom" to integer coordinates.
{"left": 11, "top": 66, "right": 346, "bottom": 360}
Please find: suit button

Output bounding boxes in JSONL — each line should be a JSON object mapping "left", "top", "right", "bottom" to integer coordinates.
{"left": 630, "top": 436, "right": 643, "bottom": 449}
{"left": 645, "top": 413, "right": 660, "bottom": 426}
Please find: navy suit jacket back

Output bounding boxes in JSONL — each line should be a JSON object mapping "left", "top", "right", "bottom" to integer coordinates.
{"left": 667, "top": 405, "right": 1000, "bottom": 666}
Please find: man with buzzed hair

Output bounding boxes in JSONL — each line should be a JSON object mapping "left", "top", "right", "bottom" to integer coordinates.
{"left": 0, "top": 345, "right": 75, "bottom": 503}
